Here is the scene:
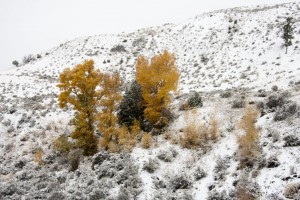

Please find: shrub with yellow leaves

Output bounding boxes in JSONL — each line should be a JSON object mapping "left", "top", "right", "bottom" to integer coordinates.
{"left": 237, "top": 106, "right": 261, "bottom": 168}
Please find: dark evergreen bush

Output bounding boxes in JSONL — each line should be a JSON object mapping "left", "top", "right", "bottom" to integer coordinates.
{"left": 188, "top": 92, "right": 203, "bottom": 108}
{"left": 117, "top": 81, "right": 144, "bottom": 128}
{"left": 111, "top": 45, "right": 126, "bottom": 52}
{"left": 12, "top": 60, "right": 19, "bottom": 67}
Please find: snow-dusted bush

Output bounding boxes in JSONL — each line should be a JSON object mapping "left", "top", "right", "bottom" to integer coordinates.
{"left": 143, "top": 158, "right": 159, "bottom": 173}
{"left": 257, "top": 89, "right": 267, "bottom": 97}
{"left": 194, "top": 167, "right": 206, "bottom": 180}
{"left": 2, "top": 119, "right": 11, "bottom": 127}
{"left": 116, "top": 164, "right": 142, "bottom": 196}
{"left": 157, "top": 148, "right": 177, "bottom": 162}
{"left": 111, "top": 45, "right": 126, "bottom": 52}
{"left": 225, "top": 118, "right": 235, "bottom": 132}
{"left": 132, "top": 37, "right": 146, "bottom": 47}
{"left": 0, "top": 183, "right": 17, "bottom": 197}
{"left": 235, "top": 170, "right": 260, "bottom": 200}
{"left": 266, "top": 155, "right": 280, "bottom": 168}
{"left": 283, "top": 135, "right": 300, "bottom": 147}
{"left": 48, "top": 192, "right": 66, "bottom": 200}
{"left": 88, "top": 189, "right": 109, "bottom": 200}
{"left": 266, "top": 94, "right": 285, "bottom": 109}
{"left": 92, "top": 152, "right": 142, "bottom": 197}
{"left": 265, "top": 193, "right": 284, "bottom": 200}
{"left": 68, "top": 149, "right": 83, "bottom": 171}
{"left": 271, "top": 85, "right": 278, "bottom": 91}
{"left": 207, "top": 189, "right": 231, "bottom": 200}
{"left": 153, "top": 176, "right": 167, "bottom": 189}
{"left": 274, "top": 101, "right": 298, "bottom": 121}
{"left": 91, "top": 151, "right": 110, "bottom": 170}
{"left": 268, "top": 128, "right": 280, "bottom": 142}
{"left": 220, "top": 90, "right": 232, "bottom": 98}
{"left": 214, "top": 157, "right": 228, "bottom": 180}
{"left": 232, "top": 98, "right": 245, "bottom": 108}
{"left": 200, "top": 54, "right": 209, "bottom": 65}
{"left": 170, "top": 173, "right": 192, "bottom": 190}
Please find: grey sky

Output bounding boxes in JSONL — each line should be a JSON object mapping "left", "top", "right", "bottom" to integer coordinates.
{"left": 0, "top": 0, "right": 293, "bottom": 71}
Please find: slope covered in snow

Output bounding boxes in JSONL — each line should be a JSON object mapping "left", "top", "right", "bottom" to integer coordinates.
{"left": 0, "top": 2, "right": 300, "bottom": 200}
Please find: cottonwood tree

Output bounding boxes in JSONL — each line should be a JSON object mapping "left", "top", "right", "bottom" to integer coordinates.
{"left": 282, "top": 17, "right": 294, "bottom": 54}
{"left": 57, "top": 60, "right": 102, "bottom": 156}
{"left": 136, "top": 50, "right": 179, "bottom": 128}
{"left": 97, "top": 73, "right": 123, "bottom": 152}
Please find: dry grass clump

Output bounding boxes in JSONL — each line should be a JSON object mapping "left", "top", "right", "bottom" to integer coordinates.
{"left": 34, "top": 148, "right": 45, "bottom": 166}
{"left": 284, "top": 183, "right": 300, "bottom": 199}
{"left": 52, "top": 134, "right": 73, "bottom": 154}
{"left": 179, "top": 102, "right": 190, "bottom": 111}
{"left": 141, "top": 133, "right": 152, "bottom": 149}
{"left": 180, "top": 110, "right": 208, "bottom": 149}
{"left": 209, "top": 114, "right": 218, "bottom": 141}
{"left": 237, "top": 106, "right": 261, "bottom": 169}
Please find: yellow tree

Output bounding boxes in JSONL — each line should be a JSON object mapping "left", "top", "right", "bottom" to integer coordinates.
{"left": 136, "top": 50, "right": 179, "bottom": 127}
{"left": 97, "top": 73, "right": 123, "bottom": 152}
{"left": 57, "top": 60, "right": 102, "bottom": 156}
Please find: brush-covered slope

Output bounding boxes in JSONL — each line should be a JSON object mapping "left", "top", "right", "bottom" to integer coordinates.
{"left": 0, "top": 2, "right": 300, "bottom": 200}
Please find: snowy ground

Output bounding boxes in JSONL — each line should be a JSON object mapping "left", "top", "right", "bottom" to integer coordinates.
{"left": 0, "top": 2, "right": 300, "bottom": 200}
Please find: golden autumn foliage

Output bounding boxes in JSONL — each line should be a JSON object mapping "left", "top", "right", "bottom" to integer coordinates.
{"left": 136, "top": 50, "right": 179, "bottom": 126}
{"left": 180, "top": 110, "right": 208, "bottom": 149}
{"left": 141, "top": 133, "right": 152, "bottom": 149}
{"left": 34, "top": 148, "right": 44, "bottom": 166}
{"left": 97, "top": 73, "right": 124, "bottom": 152}
{"left": 238, "top": 106, "right": 261, "bottom": 168}
{"left": 52, "top": 134, "right": 73, "bottom": 154}
{"left": 57, "top": 60, "right": 102, "bottom": 156}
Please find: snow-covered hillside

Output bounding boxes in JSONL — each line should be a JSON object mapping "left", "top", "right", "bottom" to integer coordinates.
{"left": 0, "top": 2, "right": 300, "bottom": 200}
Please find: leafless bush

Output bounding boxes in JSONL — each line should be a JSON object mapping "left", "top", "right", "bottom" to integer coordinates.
{"left": 23, "top": 54, "right": 35, "bottom": 64}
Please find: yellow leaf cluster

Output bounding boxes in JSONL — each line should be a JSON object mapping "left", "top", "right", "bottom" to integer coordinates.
{"left": 136, "top": 50, "right": 179, "bottom": 125}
